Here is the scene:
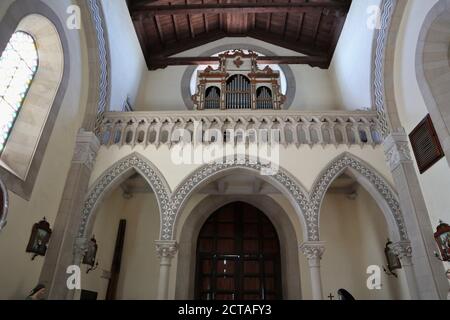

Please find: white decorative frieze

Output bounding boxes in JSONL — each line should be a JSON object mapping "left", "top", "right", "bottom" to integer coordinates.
{"left": 98, "top": 110, "right": 381, "bottom": 148}
{"left": 73, "top": 129, "right": 101, "bottom": 171}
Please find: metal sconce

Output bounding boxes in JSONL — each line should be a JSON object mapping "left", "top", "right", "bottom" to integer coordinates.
{"left": 433, "top": 220, "right": 450, "bottom": 262}
{"left": 383, "top": 239, "right": 401, "bottom": 278}
{"left": 82, "top": 235, "right": 99, "bottom": 274}
{"left": 26, "top": 217, "right": 52, "bottom": 260}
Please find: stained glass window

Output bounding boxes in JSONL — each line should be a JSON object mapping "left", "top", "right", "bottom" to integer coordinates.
{"left": 0, "top": 31, "right": 38, "bottom": 151}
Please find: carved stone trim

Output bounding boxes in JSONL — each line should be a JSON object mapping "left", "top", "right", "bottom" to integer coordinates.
{"left": 391, "top": 241, "right": 413, "bottom": 258}
{"left": 72, "top": 129, "right": 100, "bottom": 170}
{"left": 78, "top": 153, "right": 171, "bottom": 238}
{"left": 155, "top": 240, "right": 178, "bottom": 259}
{"left": 80, "top": 152, "right": 409, "bottom": 244}
{"left": 170, "top": 157, "right": 310, "bottom": 241}
{"left": 383, "top": 128, "right": 413, "bottom": 172}
{"left": 99, "top": 110, "right": 381, "bottom": 148}
{"left": 299, "top": 241, "right": 326, "bottom": 260}
{"left": 73, "top": 237, "right": 90, "bottom": 257}
{"left": 309, "top": 153, "right": 408, "bottom": 241}
{"left": 373, "top": 0, "right": 398, "bottom": 137}
{"left": 87, "top": 0, "right": 108, "bottom": 116}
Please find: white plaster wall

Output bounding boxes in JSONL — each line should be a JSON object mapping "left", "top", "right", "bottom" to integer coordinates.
{"left": 0, "top": 0, "right": 90, "bottom": 299}
{"left": 82, "top": 189, "right": 160, "bottom": 300}
{"left": 394, "top": 0, "right": 450, "bottom": 272}
{"left": 329, "top": 0, "right": 382, "bottom": 111}
{"left": 135, "top": 37, "right": 339, "bottom": 111}
{"left": 100, "top": 0, "right": 147, "bottom": 111}
{"left": 321, "top": 185, "right": 410, "bottom": 300}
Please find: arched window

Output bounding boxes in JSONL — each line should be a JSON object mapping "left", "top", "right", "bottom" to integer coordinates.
{"left": 0, "top": 31, "right": 38, "bottom": 152}
{"left": 0, "top": 13, "right": 65, "bottom": 199}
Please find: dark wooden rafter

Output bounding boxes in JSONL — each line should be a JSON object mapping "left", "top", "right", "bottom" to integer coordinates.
{"left": 154, "top": 15, "right": 164, "bottom": 43}
{"left": 312, "top": 9, "right": 323, "bottom": 45}
{"left": 203, "top": 0, "right": 209, "bottom": 33}
{"left": 131, "top": 1, "right": 351, "bottom": 16}
{"left": 295, "top": 12, "right": 305, "bottom": 41}
{"left": 172, "top": 14, "right": 179, "bottom": 41}
{"left": 127, "top": 0, "right": 352, "bottom": 70}
{"left": 148, "top": 55, "right": 329, "bottom": 69}
{"left": 186, "top": 0, "right": 195, "bottom": 38}
{"left": 327, "top": 12, "right": 346, "bottom": 60}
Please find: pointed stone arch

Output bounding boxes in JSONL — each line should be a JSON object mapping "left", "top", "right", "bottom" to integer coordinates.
{"left": 77, "top": 153, "right": 171, "bottom": 239}
{"left": 310, "top": 153, "right": 408, "bottom": 242}
{"left": 169, "top": 158, "right": 310, "bottom": 241}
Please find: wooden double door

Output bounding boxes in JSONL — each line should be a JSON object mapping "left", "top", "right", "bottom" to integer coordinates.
{"left": 195, "top": 202, "right": 282, "bottom": 300}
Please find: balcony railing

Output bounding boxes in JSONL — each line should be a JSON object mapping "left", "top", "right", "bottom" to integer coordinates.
{"left": 98, "top": 110, "right": 382, "bottom": 148}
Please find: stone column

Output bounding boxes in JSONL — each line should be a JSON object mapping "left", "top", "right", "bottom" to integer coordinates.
{"left": 300, "top": 241, "right": 325, "bottom": 300}
{"left": 155, "top": 240, "right": 178, "bottom": 300}
{"left": 391, "top": 241, "right": 419, "bottom": 299}
{"left": 383, "top": 128, "right": 448, "bottom": 299}
{"left": 39, "top": 129, "right": 100, "bottom": 300}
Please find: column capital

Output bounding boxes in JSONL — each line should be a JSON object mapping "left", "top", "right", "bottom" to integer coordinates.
{"left": 383, "top": 128, "right": 413, "bottom": 171}
{"left": 73, "top": 237, "right": 90, "bottom": 258}
{"left": 299, "top": 241, "right": 326, "bottom": 261}
{"left": 391, "top": 241, "right": 413, "bottom": 259}
{"left": 73, "top": 129, "right": 100, "bottom": 171}
{"left": 155, "top": 240, "right": 178, "bottom": 260}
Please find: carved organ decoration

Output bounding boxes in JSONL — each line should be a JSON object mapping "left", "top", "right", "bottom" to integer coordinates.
{"left": 192, "top": 50, "right": 285, "bottom": 110}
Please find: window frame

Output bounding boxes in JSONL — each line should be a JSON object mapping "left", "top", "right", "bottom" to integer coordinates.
{"left": 0, "top": 30, "right": 39, "bottom": 153}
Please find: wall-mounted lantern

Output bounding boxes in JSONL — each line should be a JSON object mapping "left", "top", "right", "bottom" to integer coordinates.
{"left": 82, "top": 235, "right": 99, "bottom": 273}
{"left": 434, "top": 220, "right": 450, "bottom": 262}
{"left": 383, "top": 239, "right": 401, "bottom": 277}
{"left": 26, "top": 217, "right": 52, "bottom": 260}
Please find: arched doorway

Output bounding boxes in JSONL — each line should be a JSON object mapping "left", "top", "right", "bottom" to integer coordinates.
{"left": 195, "top": 202, "right": 282, "bottom": 300}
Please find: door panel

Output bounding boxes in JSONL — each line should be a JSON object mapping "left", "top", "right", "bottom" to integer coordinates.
{"left": 195, "top": 202, "right": 282, "bottom": 300}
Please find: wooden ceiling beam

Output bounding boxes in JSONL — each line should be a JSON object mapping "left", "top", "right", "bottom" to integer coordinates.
{"left": 311, "top": 9, "right": 323, "bottom": 45}
{"left": 295, "top": 12, "right": 305, "bottom": 41}
{"left": 149, "top": 31, "right": 227, "bottom": 57}
{"left": 131, "top": 2, "right": 351, "bottom": 17}
{"left": 247, "top": 29, "right": 324, "bottom": 57}
{"left": 147, "top": 55, "right": 329, "bottom": 69}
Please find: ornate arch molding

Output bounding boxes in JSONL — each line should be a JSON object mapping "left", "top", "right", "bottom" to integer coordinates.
{"left": 310, "top": 153, "right": 408, "bottom": 241}
{"left": 77, "top": 153, "right": 171, "bottom": 238}
{"left": 416, "top": 0, "right": 450, "bottom": 159}
{"left": 372, "top": 0, "right": 407, "bottom": 136}
{"left": 169, "top": 159, "right": 309, "bottom": 241}
{"left": 75, "top": 0, "right": 110, "bottom": 130}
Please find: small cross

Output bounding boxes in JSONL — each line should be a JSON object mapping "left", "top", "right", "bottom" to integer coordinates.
{"left": 328, "top": 293, "right": 334, "bottom": 300}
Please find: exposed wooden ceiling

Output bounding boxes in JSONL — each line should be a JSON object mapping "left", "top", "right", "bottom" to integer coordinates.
{"left": 127, "top": 0, "right": 352, "bottom": 70}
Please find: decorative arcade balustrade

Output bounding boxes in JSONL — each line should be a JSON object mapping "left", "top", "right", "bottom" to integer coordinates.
{"left": 98, "top": 110, "right": 382, "bottom": 148}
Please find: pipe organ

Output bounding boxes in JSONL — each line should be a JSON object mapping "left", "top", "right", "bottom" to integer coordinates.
{"left": 192, "top": 50, "right": 285, "bottom": 110}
